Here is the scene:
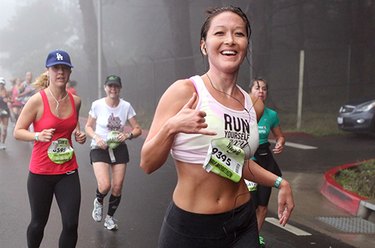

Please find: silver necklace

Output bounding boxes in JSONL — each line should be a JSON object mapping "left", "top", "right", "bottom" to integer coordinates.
{"left": 48, "top": 88, "right": 68, "bottom": 117}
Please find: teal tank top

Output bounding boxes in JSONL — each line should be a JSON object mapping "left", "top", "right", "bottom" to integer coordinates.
{"left": 258, "top": 107, "right": 280, "bottom": 145}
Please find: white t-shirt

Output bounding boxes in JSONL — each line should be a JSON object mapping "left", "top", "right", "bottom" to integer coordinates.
{"left": 89, "top": 98, "right": 136, "bottom": 147}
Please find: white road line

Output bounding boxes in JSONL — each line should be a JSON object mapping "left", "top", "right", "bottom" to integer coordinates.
{"left": 265, "top": 217, "right": 312, "bottom": 236}
{"left": 270, "top": 140, "right": 318, "bottom": 150}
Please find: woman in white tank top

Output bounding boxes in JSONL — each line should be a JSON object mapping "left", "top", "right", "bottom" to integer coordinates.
{"left": 140, "top": 6, "right": 294, "bottom": 248}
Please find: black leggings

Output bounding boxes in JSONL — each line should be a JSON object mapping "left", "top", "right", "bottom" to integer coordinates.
{"left": 158, "top": 200, "right": 260, "bottom": 248}
{"left": 27, "top": 171, "right": 81, "bottom": 248}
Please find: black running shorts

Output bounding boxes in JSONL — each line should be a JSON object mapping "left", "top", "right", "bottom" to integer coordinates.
{"left": 90, "top": 143, "right": 129, "bottom": 165}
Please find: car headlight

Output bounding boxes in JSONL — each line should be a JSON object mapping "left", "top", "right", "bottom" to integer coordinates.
{"left": 355, "top": 100, "right": 375, "bottom": 112}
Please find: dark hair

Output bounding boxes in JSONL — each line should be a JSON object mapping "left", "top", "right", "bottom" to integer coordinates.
{"left": 200, "top": 6, "right": 252, "bottom": 43}
{"left": 249, "top": 77, "right": 268, "bottom": 90}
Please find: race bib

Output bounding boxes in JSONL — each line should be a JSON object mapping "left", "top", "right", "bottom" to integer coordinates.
{"left": 203, "top": 137, "right": 245, "bottom": 183}
{"left": 48, "top": 138, "right": 74, "bottom": 164}
{"left": 106, "top": 131, "right": 122, "bottom": 149}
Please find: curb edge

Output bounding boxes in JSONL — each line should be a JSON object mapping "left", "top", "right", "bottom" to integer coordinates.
{"left": 320, "top": 161, "right": 369, "bottom": 215}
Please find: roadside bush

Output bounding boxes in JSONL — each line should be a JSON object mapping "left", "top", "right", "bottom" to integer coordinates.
{"left": 335, "top": 159, "right": 375, "bottom": 200}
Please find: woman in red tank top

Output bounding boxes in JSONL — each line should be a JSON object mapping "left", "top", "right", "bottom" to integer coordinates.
{"left": 13, "top": 49, "right": 86, "bottom": 248}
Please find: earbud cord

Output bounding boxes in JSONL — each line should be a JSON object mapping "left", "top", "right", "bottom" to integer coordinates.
{"left": 205, "top": 73, "right": 257, "bottom": 216}
{"left": 205, "top": 73, "right": 257, "bottom": 114}
{"left": 205, "top": 72, "right": 255, "bottom": 152}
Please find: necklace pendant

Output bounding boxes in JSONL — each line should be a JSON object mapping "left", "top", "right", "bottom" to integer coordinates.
{"left": 55, "top": 105, "right": 60, "bottom": 117}
{"left": 48, "top": 88, "right": 68, "bottom": 118}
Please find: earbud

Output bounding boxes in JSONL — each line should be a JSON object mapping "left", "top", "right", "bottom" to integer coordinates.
{"left": 201, "top": 46, "right": 207, "bottom": 55}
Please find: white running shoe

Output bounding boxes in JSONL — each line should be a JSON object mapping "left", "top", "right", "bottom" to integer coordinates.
{"left": 104, "top": 215, "right": 118, "bottom": 230}
{"left": 92, "top": 198, "right": 103, "bottom": 222}
{"left": 0, "top": 143, "right": 6, "bottom": 150}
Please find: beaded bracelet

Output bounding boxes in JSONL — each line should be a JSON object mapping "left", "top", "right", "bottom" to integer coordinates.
{"left": 274, "top": 177, "right": 283, "bottom": 189}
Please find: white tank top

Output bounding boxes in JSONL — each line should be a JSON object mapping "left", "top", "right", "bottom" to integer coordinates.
{"left": 170, "top": 75, "right": 259, "bottom": 164}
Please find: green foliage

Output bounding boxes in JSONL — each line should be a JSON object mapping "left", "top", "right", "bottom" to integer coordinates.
{"left": 335, "top": 159, "right": 375, "bottom": 200}
{"left": 280, "top": 111, "right": 344, "bottom": 136}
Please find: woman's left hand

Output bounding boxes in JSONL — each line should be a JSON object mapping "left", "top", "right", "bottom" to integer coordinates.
{"left": 273, "top": 142, "right": 284, "bottom": 154}
{"left": 117, "top": 132, "right": 127, "bottom": 143}
{"left": 74, "top": 130, "right": 86, "bottom": 144}
{"left": 277, "top": 179, "right": 295, "bottom": 226}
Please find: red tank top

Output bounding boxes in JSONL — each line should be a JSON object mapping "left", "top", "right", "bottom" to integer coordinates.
{"left": 29, "top": 90, "right": 78, "bottom": 174}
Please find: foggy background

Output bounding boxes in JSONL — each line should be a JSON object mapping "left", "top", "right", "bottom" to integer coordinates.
{"left": 0, "top": 0, "right": 374, "bottom": 131}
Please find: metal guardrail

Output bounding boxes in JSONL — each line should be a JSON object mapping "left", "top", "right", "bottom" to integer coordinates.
{"left": 357, "top": 200, "right": 375, "bottom": 220}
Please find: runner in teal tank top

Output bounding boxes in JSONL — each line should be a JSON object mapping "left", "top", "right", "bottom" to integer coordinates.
{"left": 249, "top": 77, "right": 286, "bottom": 248}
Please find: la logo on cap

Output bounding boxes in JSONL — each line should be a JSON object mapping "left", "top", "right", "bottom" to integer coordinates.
{"left": 45, "top": 49, "right": 73, "bottom": 68}
{"left": 56, "top": 53, "right": 64, "bottom": 61}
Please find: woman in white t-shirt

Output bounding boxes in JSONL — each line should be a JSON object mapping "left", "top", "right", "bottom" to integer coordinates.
{"left": 85, "top": 75, "right": 142, "bottom": 230}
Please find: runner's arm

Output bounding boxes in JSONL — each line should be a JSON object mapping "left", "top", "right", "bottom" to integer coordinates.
{"left": 73, "top": 95, "right": 86, "bottom": 144}
{"left": 271, "top": 125, "right": 285, "bottom": 154}
{"left": 243, "top": 159, "right": 294, "bottom": 226}
{"left": 13, "top": 94, "right": 54, "bottom": 142}
{"left": 126, "top": 116, "right": 142, "bottom": 139}
{"left": 85, "top": 114, "right": 107, "bottom": 149}
{"left": 140, "top": 79, "right": 216, "bottom": 174}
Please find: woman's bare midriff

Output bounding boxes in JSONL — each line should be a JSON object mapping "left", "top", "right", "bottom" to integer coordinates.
{"left": 172, "top": 161, "right": 251, "bottom": 214}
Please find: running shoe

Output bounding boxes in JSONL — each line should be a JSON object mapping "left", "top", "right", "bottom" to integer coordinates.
{"left": 104, "top": 215, "right": 118, "bottom": 230}
{"left": 0, "top": 143, "right": 6, "bottom": 150}
{"left": 92, "top": 198, "right": 103, "bottom": 222}
{"left": 259, "top": 235, "right": 266, "bottom": 248}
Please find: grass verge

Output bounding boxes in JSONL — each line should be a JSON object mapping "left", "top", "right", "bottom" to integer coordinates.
{"left": 335, "top": 159, "right": 375, "bottom": 200}
{"left": 280, "top": 111, "right": 344, "bottom": 136}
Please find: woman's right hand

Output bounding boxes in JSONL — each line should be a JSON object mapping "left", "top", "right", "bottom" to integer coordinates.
{"left": 169, "top": 93, "right": 216, "bottom": 135}
{"left": 94, "top": 135, "right": 108, "bottom": 150}
{"left": 140, "top": 88, "right": 215, "bottom": 174}
{"left": 37, "top": 128, "right": 55, "bottom": 142}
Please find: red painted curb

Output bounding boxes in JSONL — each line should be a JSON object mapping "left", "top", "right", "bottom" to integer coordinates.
{"left": 320, "top": 161, "right": 368, "bottom": 215}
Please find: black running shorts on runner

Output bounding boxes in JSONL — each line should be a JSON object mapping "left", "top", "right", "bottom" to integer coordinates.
{"left": 0, "top": 108, "right": 10, "bottom": 117}
{"left": 90, "top": 143, "right": 130, "bottom": 165}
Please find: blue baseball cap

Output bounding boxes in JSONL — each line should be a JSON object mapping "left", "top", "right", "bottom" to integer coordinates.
{"left": 45, "top": 49, "right": 74, "bottom": 68}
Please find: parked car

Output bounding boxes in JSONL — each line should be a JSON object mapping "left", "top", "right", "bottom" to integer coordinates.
{"left": 337, "top": 98, "right": 375, "bottom": 133}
